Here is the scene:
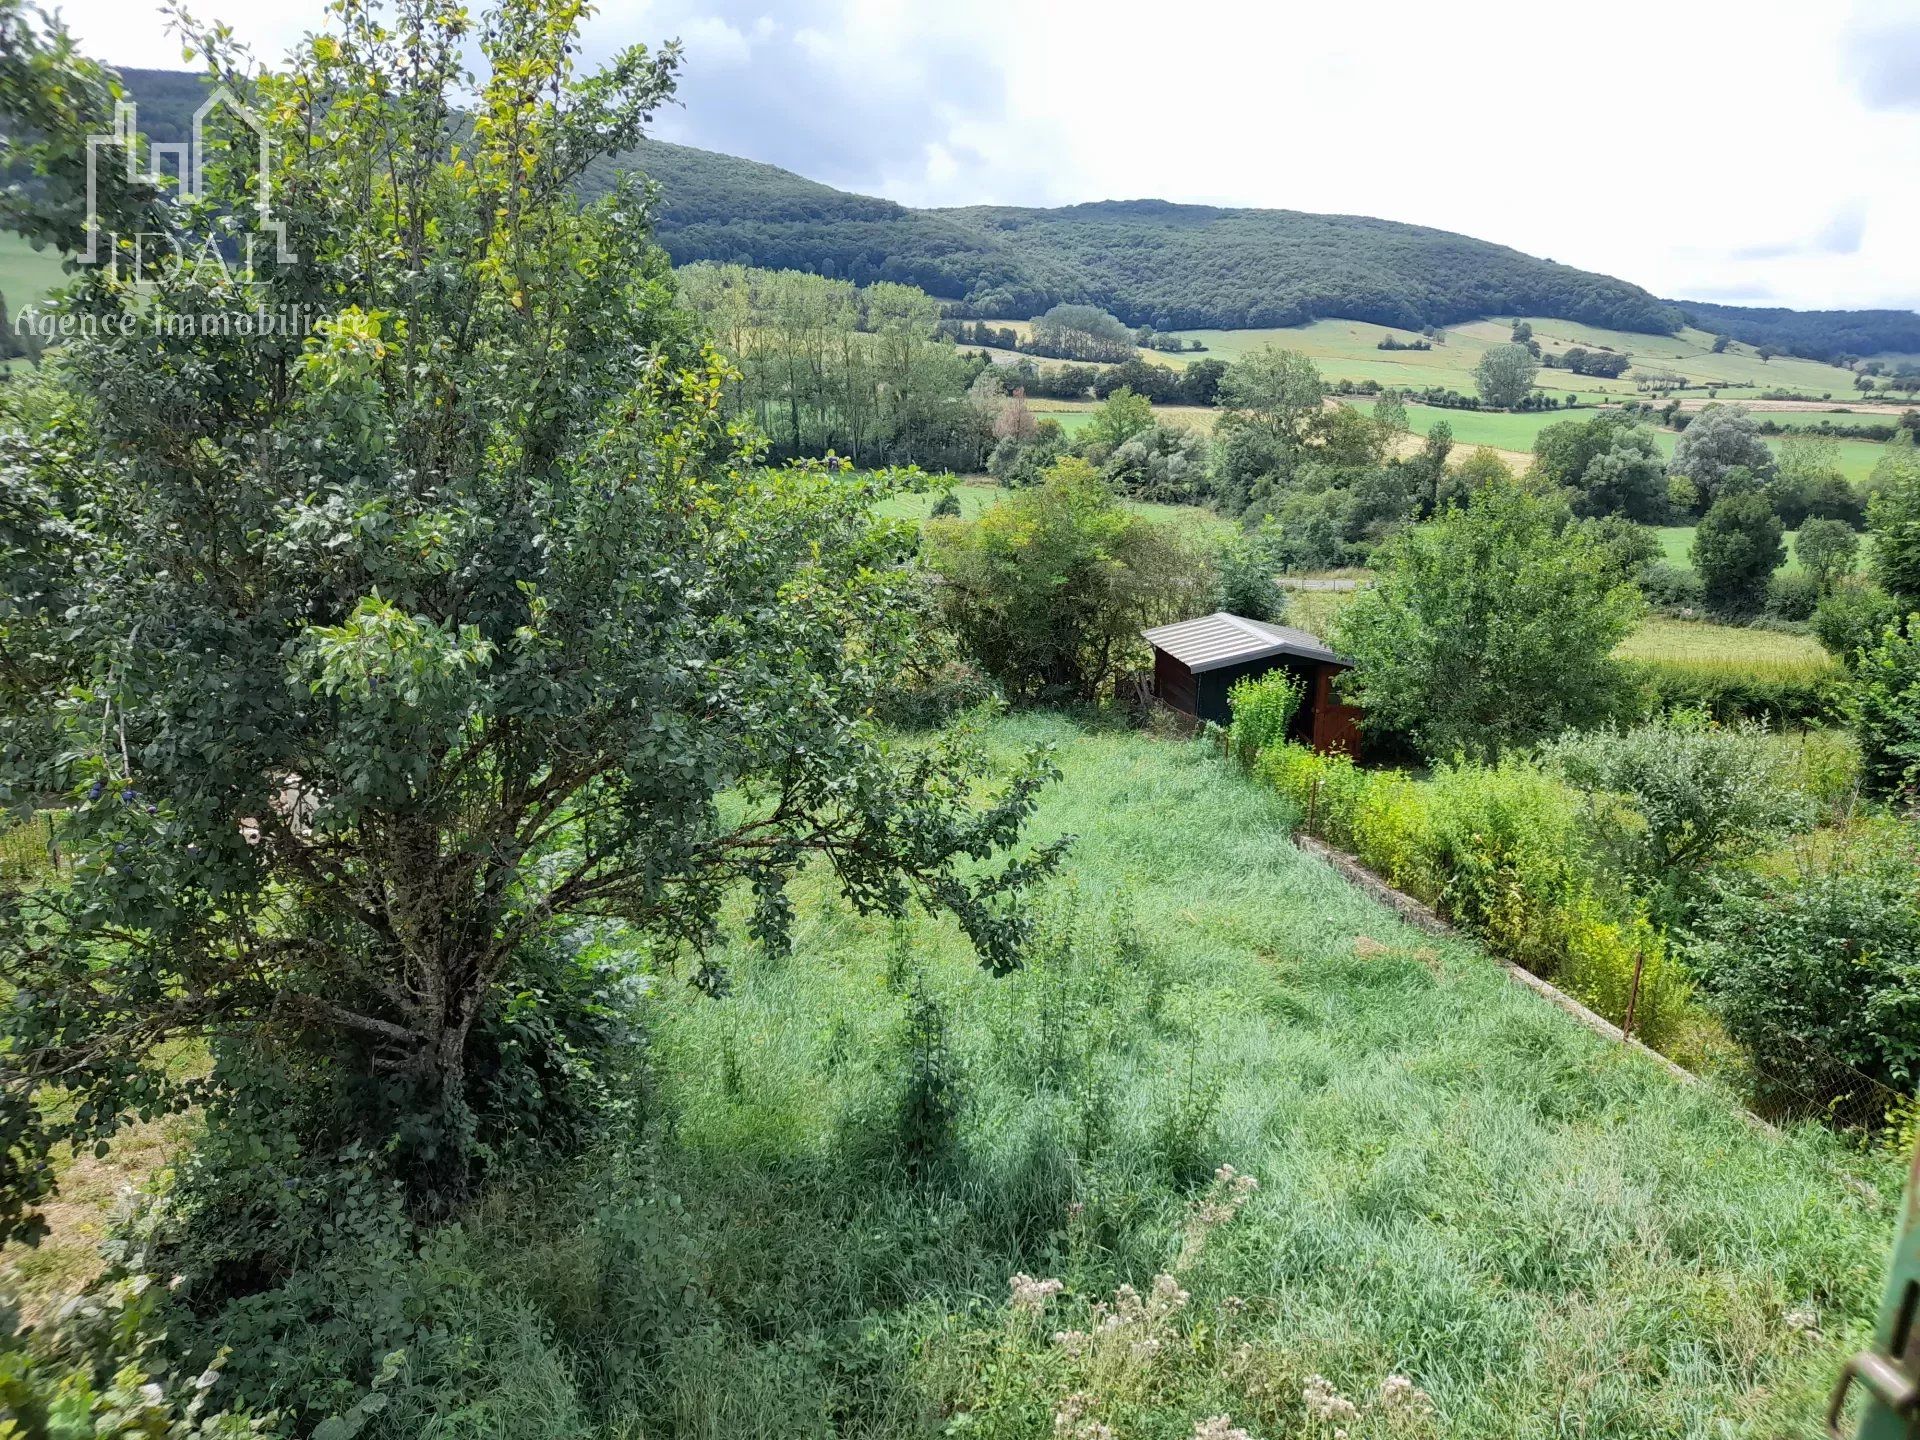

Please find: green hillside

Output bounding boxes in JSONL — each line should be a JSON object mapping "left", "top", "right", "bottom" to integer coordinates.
{"left": 619, "top": 138, "right": 1680, "bottom": 333}
{"left": 20, "top": 71, "right": 1920, "bottom": 360}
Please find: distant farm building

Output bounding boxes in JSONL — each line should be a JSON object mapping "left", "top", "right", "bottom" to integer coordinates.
{"left": 1141, "top": 612, "right": 1363, "bottom": 756}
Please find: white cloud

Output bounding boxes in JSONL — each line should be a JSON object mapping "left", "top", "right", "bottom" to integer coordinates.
{"left": 50, "top": 0, "right": 1920, "bottom": 309}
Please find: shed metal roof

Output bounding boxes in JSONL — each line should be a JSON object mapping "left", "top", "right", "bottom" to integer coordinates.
{"left": 1141, "top": 611, "right": 1348, "bottom": 673}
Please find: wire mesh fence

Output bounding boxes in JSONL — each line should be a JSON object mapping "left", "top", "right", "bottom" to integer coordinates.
{"left": 1734, "top": 1022, "right": 1916, "bottom": 1143}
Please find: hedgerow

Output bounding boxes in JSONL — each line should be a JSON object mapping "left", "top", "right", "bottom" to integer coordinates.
{"left": 1254, "top": 743, "right": 1697, "bottom": 1053}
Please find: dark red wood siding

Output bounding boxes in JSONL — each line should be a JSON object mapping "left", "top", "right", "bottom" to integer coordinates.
{"left": 1154, "top": 647, "right": 1197, "bottom": 716}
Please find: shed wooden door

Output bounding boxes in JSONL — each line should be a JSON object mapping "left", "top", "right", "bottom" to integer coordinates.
{"left": 1309, "top": 665, "right": 1363, "bottom": 758}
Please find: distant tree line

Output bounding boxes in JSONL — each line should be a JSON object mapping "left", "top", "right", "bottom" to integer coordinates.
{"left": 1674, "top": 299, "right": 1920, "bottom": 364}
{"left": 677, "top": 263, "right": 993, "bottom": 470}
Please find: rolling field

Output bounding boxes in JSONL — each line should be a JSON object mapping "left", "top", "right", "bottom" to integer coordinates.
{"left": 1157, "top": 315, "right": 1862, "bottom": 403}
{"left": 1332, "top": 399, "right": 1896, "bottom": 484}
{"left": 1615, "top": 617, "right": 1832, "bottom": 668}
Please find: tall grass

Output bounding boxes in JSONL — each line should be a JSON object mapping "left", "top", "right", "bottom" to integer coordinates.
{"left": 353, "top": 717, "right": 1898, "bottom": 1438}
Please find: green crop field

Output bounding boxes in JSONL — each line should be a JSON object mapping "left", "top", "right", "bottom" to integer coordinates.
{"left": 1615, "top": 616, "right": 1834, "bottom": 669}
{"left": 1735, "top": 407, "right": 1914, "bottom": 432}
{"left": 1026, "top": 399, "right": 1219, "bottom": 435}
{"left": 1326, "top": 399, "right": 1895, "bottom": 484}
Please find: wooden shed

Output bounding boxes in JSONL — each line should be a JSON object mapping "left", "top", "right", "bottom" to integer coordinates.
{"left": 1141, "top": 611, "right": 1363, "bottom": 757}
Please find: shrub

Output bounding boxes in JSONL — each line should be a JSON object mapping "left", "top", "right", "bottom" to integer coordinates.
{"left": 1867, "top": 444, "right": 1920, "bottom": 605}
{"left": 1619, "top": 657, "right": 1834, "bottom": 726}
{"left": 1210, "top": 525, "right": 1288, "bottom": 623}
{"left": 1103, "top": 423, "right": 1211, "bottom": 504}
{"left": 1542, "top": 715, "right": 1810, "bottom": 922}
{"left": 1639, "top": 561, "right": 1702, "bottom": 612}
{"left": 0, "top": 1278, "right": 259, "bottom": 1439}
{"left": 1690, "top": 832, "right": 1920, "bottom": 1100}
{"left": 1765, "top": 570, "right": 1821, "bottom": 622}
{"left": 1421, "top": 758, "right": 1587, "bottom": 976}
{"left": 1692, "top": 490, "right": 1785, "bottom": 619}
{"left": 925, "top": 459, "right": 1212, "bottom": 705}
{"left": 1795, "top": 517, "right": 1860, "bottom": 592}
{"left": 871, "top": 655, "right": 999, "bottom": 729}
{"left": 1841, "top": 616, "right": 1920, "bottom": 799}
{"left": 1226, "top": 671, "right": 1304, "bottom": 766}
{"left": 1814, "top": 581, "right": 1903, "bottom": 664}
{"left": 1336, "top": 479, "right": 1643, "bottom": 761}
{"left": 1556, "top": 900, "right": 1692, "bottom": 1052}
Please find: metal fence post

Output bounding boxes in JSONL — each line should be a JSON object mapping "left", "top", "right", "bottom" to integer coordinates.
{"left": 1622, "top": 948, "right": 1646, "bottom": 1044}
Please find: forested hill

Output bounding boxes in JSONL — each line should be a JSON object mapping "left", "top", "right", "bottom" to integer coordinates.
{"left": 603, "top": 138, "right": 1682, "bottom": 336}
{"left": 1669, "top": 298, "right": 1920, "bottom": 362}
{"left": 94, "top": 70, "right": 1920, "bottom": 355}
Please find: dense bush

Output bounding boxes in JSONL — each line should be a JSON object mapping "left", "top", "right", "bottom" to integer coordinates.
{"left": 1765, "top": 570, "right": 1822, "bottom": 622}
{"left": 1814, "top": 582, "right": 1905, "bottom": 664}
{"left": 1102, "top": 422, "right": 1211, "bottom": 503}
{"left": 1692, "top": 489, "right": 1785, "bottom": 618}
{"left": 1226, "top": 671, "right": 1304, "bottom": 766}
{"left": 1867, "top": 443, "right": 1920, "bottom": 606}
{"left": 1619, "top": 657, "right": 1835, "bottom": 726}
{"left": 1690, "top": 831, "right": 1920, "bottom": 1100}
{"left": 1543, "top": 716, "right": 1809, "bottom": 922}
{"left": 924, "top": 459, "right": 1211, "bottom": 705}
{"left": 1336, "top": 479, "right": 1644, "bottom": 760}
{"left": 1639, "top": 561, "right": 1703, "bottom": 612}
{"left": 1209, "top": 525, "right": 1289, "bottom": 623}
{"left": 0, "top": 1278, "right": 258, "bottom": 1438}
{"left": 1842, "top": 617, "right": 1920, "bottom": 798}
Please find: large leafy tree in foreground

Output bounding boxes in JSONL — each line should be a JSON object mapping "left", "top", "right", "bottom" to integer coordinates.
{"left": 1335, "top": 479, "right": 1644, "bottom": 761}
{"left": 0, "top": 0, "right": 1058, "bottom": 1241}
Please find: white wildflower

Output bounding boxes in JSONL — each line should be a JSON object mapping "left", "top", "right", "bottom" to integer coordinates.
{"left": 1303, "top": 1374, "right": 1360, "bottom": 1425}
{"left": 1009, "top": 1272, "right": 1065, "bottom": 1314}
{"left": 1379, "top": 1372, "right": 1435, "bottom": 1418}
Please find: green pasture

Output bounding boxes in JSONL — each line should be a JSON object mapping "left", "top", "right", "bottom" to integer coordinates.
{"left": 0, "top": 231, "right": 67, "bottom": 315}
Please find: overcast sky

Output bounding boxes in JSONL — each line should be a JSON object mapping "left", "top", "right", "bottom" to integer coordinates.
{"left": 57, "top": 0, "right": 1920, "bottom": 312}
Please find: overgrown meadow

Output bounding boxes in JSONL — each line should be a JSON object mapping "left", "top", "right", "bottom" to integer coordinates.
{"left": 352, "top": 716, "right": 1897, "bottom": 1437}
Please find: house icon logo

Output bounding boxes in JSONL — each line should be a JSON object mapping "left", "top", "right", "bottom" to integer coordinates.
{"left": 83, "top": 86, "right": 297, "bottom": 279}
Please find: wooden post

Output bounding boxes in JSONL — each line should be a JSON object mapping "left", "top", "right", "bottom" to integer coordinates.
{"left": 1622, "top": 948, "right": 1647, "bottom": 1044}
{"left": 44, "top": 811, "right": 58, "bottom": 870}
